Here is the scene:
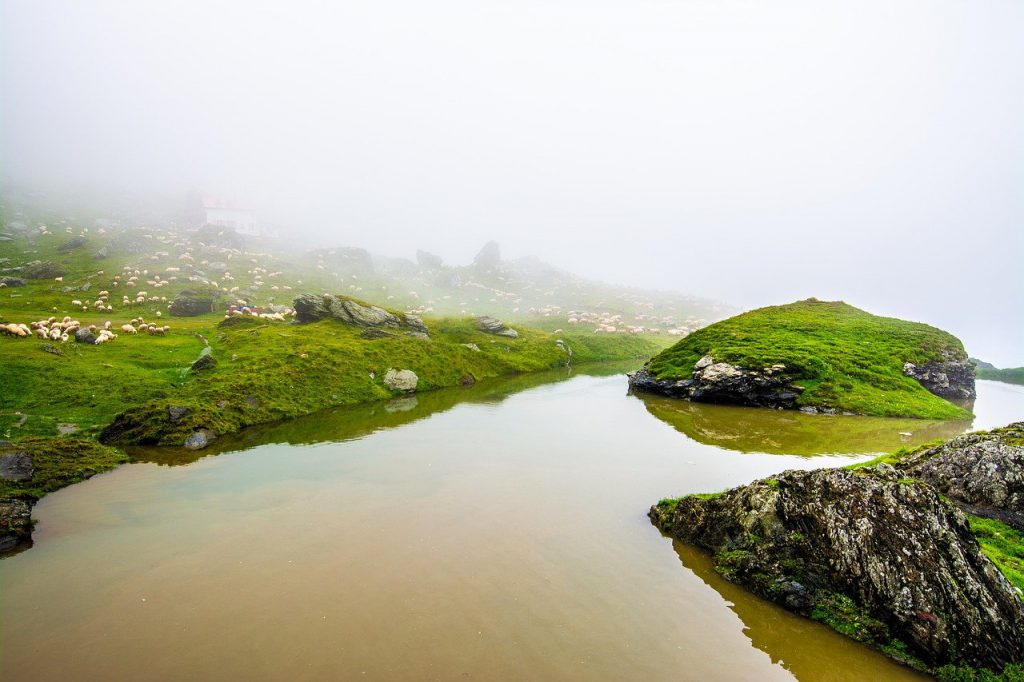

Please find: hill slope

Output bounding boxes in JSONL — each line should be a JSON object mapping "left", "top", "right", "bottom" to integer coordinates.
{"left": 630, "top": 299, "right": 974, "bottom": 419}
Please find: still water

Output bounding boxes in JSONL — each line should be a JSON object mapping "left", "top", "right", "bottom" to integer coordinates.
{"left": 1, "top": 372, "right": 1021, "bottom": 681}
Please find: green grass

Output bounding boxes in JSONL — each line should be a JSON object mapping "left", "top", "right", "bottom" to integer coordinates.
{"left": 977, "top": 367, "right": 1024, "bottom": 386}
{"left": 645, "top": 298, "right": 971, "bottom": 419}
{"left": 968, "top": 515, "right": 1024, "bottom": 592}
{"left": 0, "top": 437, "right": 128, "bottom": 500}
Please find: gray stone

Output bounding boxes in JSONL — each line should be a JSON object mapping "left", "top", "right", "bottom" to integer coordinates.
{"left": 167, "top": 405, "right": 192, "bottom": 422}
{"left": 22, "top": 260, "right": 65, "bottom": 279}
{"left": 74, "top": 328, "right": 97, "bottom": 344}
{"left": 191, "top": 353, "right": 217, "bottom": 372}
{"left": 0, "top": 450, "right": 33, "bottom": 481}
{"left": 384, "top": 368, "right": 418, "bottom": 392}
{"left": 0, "top": 499, "right": 33, "bottom": 552}
{"left": 169, "top": 289, "right": 218, "bottom": 316}
{"left": 0, "top": 276, "right": 26, "bottom": 287}
{"left": 903, "top": 351, "right": 976, "bottom": 400}
{"left": 93, "top": 246, "right": 109, "bottom": 260}
{"left": 475, "top": 316, "right": 518, "bottom": 339}
{"left": 56, "top": 236, "right": 87, "bottom": 251}
{"left": 183, "top": 429, "right": 215, "bottom": 450}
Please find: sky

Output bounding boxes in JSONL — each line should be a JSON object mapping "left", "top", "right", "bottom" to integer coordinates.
{"left": 1, "top": 0, "right": 1022, "bottom": 365}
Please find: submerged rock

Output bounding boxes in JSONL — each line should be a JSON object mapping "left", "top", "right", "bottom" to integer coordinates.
{"left": 183, "top": 429, "right": 216, "bottom": 450}
{"left": 651, "top": 467, "right": 1024, "bottom": 672}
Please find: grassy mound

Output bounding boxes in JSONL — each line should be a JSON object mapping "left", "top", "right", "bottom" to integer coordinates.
{"left": 645, "top": 299, "right": 971, "bottom": 419}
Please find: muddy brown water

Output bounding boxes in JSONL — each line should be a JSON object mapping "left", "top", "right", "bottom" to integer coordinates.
{"left": 1, "top": 371, "right": 1021, "bottom": 681}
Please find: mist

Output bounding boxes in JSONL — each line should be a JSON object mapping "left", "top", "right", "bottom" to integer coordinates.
{"left": 2, "top": 0, "right": 1021, "bottom": 365}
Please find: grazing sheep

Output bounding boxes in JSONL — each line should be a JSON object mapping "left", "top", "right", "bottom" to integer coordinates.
{"left": 121, "top": 324, "right": 137, "bottom": 334}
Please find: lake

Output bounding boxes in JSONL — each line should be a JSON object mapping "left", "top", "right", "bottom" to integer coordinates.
{"left": 2, "top": 371, "right": 1021, "bottom": 681}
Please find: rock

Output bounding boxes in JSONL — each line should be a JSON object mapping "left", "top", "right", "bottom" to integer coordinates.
{"left": 360, "top": 329, "right": 398, "bottom": 340}
{"left": 629, "top": 355, "right": 802, "bottom": 409}
{"left": 903, "top": 351, "right": 976, "bottom": 400}
{"left": 74, "top": 328, "right": 97, "bottom": 344}
{"left": 183, "top": 429, "right": 215, "bottom": 450}
{"left": 191, "top": 353, "right": 217, "bottom": 372}
{"left": 93, "top": 246, "right": 109, "bottom": 260}
{"left": 459, "top": 373, "right": 476, "bottom": 386}
{"left": 167, "top": 405, "right": 192, "bottom": 422}
{"left": 473, "top": 241, "right": 501, "bottom": 268}
{"left": 415, "top": 249, "right": 443, "bottom": 269}
{"left": 0, "top": 499, "right": 33, "bottom": 553}
{"left": 651, "top": 467, "right": 1024, "bottom": 672}
{"left": 56, "top": 236, "right": 87, "bottom": 251}
{"left": 0, "top": 276, "right": 26, "bottom": 287}
{"left": 293, "top": 293, "right": 429, "bottom": 337}
{"left": 462, "top": 343, "right": 481, "bottom": 352}
{"left": 475, "top": 316, "right": 519, "bottom": 339}
{"left": 56, "top": 423, "right": 77, "bottom": 434}
{"left": 41, "top": 344, "right": 63, "bottom": 356}
{"left": 22, "top": 260, "right": 65, "bottom": 279}
{"left": 169, "top": 288, "right": 218, "bottom": 316}
{"left": 0, "top": 450, "right": 33, "bottom": 481}
{"left": 896, "top": 422, "right": 1024, "bottom": 530}
{"left": 384, "top": 368, "right": 418, "bottom": 392}
{"left": 245, "top": 395, "right": 259, "bottom": 409}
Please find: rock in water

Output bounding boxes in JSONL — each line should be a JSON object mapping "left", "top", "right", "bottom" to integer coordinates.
{"left": 0, "top": 499, "right": 33, "bottom": 553}
{"left": 650, "top": 466, "right": 1024, "bottom": 672}
{"left": 629, "top": 356, "right": 801, "bottom": 408}
{"left": 903, "top": 352, "right": 977, "bottom": 400}
{"left": 384, "top": 368, "right": 418, "bottom": 392}
{"left": 183, "top": 429, "right": 216, "bottom": 450}
{"left": 475, "top": 316, "right": 519, "bottom": 339}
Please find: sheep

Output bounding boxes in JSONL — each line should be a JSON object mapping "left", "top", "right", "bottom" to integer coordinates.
{"left": 121, "top": 324, "right": 137, "bottom": 334}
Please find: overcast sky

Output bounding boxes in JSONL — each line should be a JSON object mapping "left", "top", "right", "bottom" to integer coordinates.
{"left": 2, "top": 0, "right": 1021, "bottom": 365}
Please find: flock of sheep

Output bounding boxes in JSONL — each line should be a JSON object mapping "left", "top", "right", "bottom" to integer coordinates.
{"left": 0, "top": 315, "right": 171, "bottom": 344}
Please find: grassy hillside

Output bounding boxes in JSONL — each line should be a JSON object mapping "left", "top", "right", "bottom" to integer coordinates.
{"left": 646, "top": 299, "right": 971, "bottom": 419}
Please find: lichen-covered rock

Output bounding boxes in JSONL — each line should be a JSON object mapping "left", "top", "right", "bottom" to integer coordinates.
{"left": 183, "top": 429, "right": 216, "bottom": 450}
{"left": 475, "top": 316, "right": 518, "bottom": 339}
{"left": 293, "top": 293, "right": 429, "bottom": 337}
{"left": 650, "top": 467, "right": 1024, "bottom": 672}
{"left": 903, "top": 351, "right": 976, "bottom": 400}
{"left": 0, "top": 499, "right": 33, "bottom": 553}
{"left": 0, "top": 276, "right": 26, "bottom": 287}
{"left": 0, "top": 450, "right": 33, "bottom": 481}
{"left": 384, "top": 368, "right": 418, "bottom": 392}
{"left": 56, "top": 236, "right": 87, "bottom": 251}
{"left": 21, "top": 260, "right": 66, "bottom": 279}
{"left": 629, "top": 355, "right": 801, "bottom": 409}
{"left": 169, "top": 289, "right": 218, "bottom": 316}
{"left": 897, "top": 423, "right": 1024, "bottom": 530}
{"left": 74, "top": 328, "right": 97, "bottom": 344}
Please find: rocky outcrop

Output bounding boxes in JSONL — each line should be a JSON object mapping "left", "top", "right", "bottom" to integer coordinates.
{"left": 0, "top": 276, "right": 26, "bottom": 287}
{"left": 169, "top": 289, "right": 218, "bottom": 316}
{"left": 472, "top": 241, "right": 501, "bottom": 268}
{"left": 0, "top": 499, "right": 33, "bottom": 553}
{"left": 629, "top": 355, "right": 802, "bottom": 409}
{"left": 21, "top": 260, "right": 66, "bottom": 279}
{"left": 0, "top": 449, "right": 33, "bottom": 481}
{"left": 416, "top": 249, "right": 443, "bottom": 269}
{"left": 293, "top": 293, "right": 429, "bottom": 337}
{"left": 56, "top": 236, "right": 87, "bottom": 251}
{"left": 384, "top": 368, "right": 418, "bottom": 392}
{"left": 896, "top": 423, "right": 1024, "bottom": 530}
{"left": 651, "top": 466, "right": 1024, "bottom": 672}
{"left": 475, "top": 316, "right": 518, "bottom": 339}
{"left": 903, "top": 351, "right": 976, "bottom": 400}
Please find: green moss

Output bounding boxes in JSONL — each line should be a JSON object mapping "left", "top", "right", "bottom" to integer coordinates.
{"left": 809, "top": 592, "right": 890, "bottom": 644}
{"left": 645, "top": 299, "right": 971, "bottom": 419}
{"left": 936, "top": 663, "right": 1024, "bottom": 682}
{"left": 0, "top": 437, "right": 128, "bottom": 500}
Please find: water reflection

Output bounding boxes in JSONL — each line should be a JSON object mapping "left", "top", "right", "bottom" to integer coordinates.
{"left": 130, "top": 361, "right": 639, "bottom": 466}
{"left": 670, "top": 540, "right": 928, "bottom": 681}
{"left": 633, "top": 393, "right": 970, "bottom": 456}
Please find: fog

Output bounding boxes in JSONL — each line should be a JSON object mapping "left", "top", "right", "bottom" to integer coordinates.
{"left": 2, "top": 0, "right": 1021, "bottom": 365}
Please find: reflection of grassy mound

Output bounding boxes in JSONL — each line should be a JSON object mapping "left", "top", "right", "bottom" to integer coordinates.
{"left": 638, "top": 393, "right": 968, "bottom": 456}
{"left": 646, "top": 299, "right": 971, "bottom": 419}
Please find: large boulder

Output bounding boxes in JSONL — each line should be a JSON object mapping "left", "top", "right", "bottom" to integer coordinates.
{"left": 475, "top": 316, "right": 518, "bottom": 339}
{"left": 169, "top": 288, "right": 218, "bottom": 316}
{"left": 897, "top": 423, "right": 1024, "bottom": 530}
{"left": 0, "top": 449, "right": 33, "bottom": 481}
{"left": 651, "top": 466, "right": 1024, "bottom": 673}
{"left": 384, "top": 368, "right": 418, "bottom": 392}
{"left": 56, "top": 236, "right": 87, "bottom": 251}
{"left": 629, "top": 355, "right": 801, "bottom": 409}
{"left": 472, "top": 241, "right": 501, "bottom": 268}
{"left": 21, "top": 260, "right": 66, "bottom": 279}
{"left": 415, "top": 249, "right": 444, "bottom": 269}
{"left": 293, "top": 293, "right": 429, "bottom": 337}
{"left": 0, "top": 276, "right": 26, "bottom": 287}
{"left": 903, "top": 351, "right": 976, "bottom": 400}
